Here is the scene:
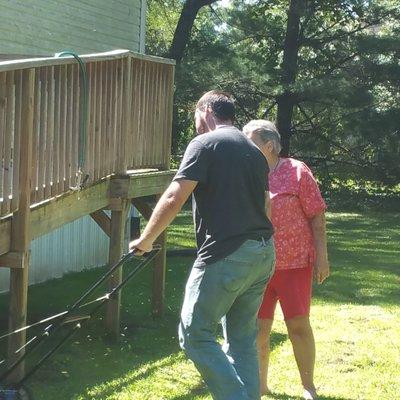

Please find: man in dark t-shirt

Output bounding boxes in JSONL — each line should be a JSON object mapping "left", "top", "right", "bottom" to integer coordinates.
{"left": 130, "top": 91, "right": 275, "bottom": 400}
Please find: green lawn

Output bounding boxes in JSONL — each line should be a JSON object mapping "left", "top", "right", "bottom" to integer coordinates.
{"left": 0, "top": 211, "right": 399, "bottom": 400}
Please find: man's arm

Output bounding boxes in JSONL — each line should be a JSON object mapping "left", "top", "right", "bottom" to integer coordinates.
{"left": 310, "top": 211, "right": 329, "bottom": 284}
{"left": 129, "top": 179, "right": 197, "bottom": 254}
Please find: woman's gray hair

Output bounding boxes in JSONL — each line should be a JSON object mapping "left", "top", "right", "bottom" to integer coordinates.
{"left": 243, "top": 120, "right": 282, "bottom": 153}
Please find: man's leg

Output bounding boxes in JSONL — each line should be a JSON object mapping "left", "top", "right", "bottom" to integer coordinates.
{"left": 256, "top": 273, "right": 278, "bottom": 396}
{"left": 224, "top": 240, "right": 276, "bottom": 400}
{"left": 257, "top": 318, "right": 274, "bottom": 396}
{"left": 179, "top": 262, "right": 250, "bottom": 400}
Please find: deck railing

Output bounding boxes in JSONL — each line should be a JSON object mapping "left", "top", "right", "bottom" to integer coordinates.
{"left": 0, "top": 50, "right": 175, "bottom": 218}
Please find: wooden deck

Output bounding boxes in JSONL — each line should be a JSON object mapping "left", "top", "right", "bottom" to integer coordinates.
{"left": 0, "top": 50, "right": 175, "bottom": 382}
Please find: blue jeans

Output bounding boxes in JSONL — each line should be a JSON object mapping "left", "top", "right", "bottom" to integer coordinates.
{"left": 179, "top": 239, "right": 275, "bottom": 400}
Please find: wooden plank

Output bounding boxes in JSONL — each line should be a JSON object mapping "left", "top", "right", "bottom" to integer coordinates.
{"left": 131, "top": 192, "right": 168, "bottom": 317}
{"left": 7, "top": 68, "right": 35, "bottom": 383}
{"left": 0, "top": 170, "right": 175, "bottom": 256}
{"left": 109, "top": 61, "right": 117, "bottom": 173}
{"left": 118, "top": 57, "right": 132, "bottom": 174}
{"left": 0, "top": 73, "right": 5, "bottom": 212}
{"left": 148, "top": 62, "right": 156, "bottom": 167}
{"left": 51, "top": 66, "right": 61, "bottom": 197}
{"left": 85, "top": 64, "right": 93, "bottom": 184}
{"left": 105, "top": 199, "right": 129, "bottom": 340}
{"left": 115, "top": 59, "right": 123, "bottom": 172}
{"left": 147, "top": 63, "right": 155, "bottom": 167}
{"left": 165, "top": 65, "right": 175, "bottom": 169}
{"left": 108, "top": 175, "right": 130, "bottom": 199}
{"left": 152, "top": 217, "right": 167, "bottom": 316}
{"left": 2, "top": 71, "right": 12, "bottom": 215}
{"left": 64, "top": 64, "right": 73, "bottom": 191}
{"left": 30, "top": 180, "right": 110, "bottom": 240}
{"left": 131, "top": 197, "right": 153, "bottom": 220}
{"left": 155, "top": 64, "right": 163, "bottom": 166}
{"left": 116, "top": 60, "right": 124, "bottom": 173}
{"left": 31, "top": 171, "right": 174, "bottom": 239}
{"left": 31, "top": 70, "right": 41, "bottom": 203}
{"left": 0, "top": 219, "right": 11, "bottom": 255}
{"left": 136, "top": 60, "right": 145, "bottom": 167}
{"left": 58, "top": 65, "right": 67, "bottom": 193}
{"left": 38, "top": 67, "right": 48, "bottom": 201}
{"left": 10, "top": 71, "right": 20, "bottom": 212}
{"left": 161, "top": 66, "right": 169, "bottom": 169}
{"left": 73, "top": 64, "right": 80, "bottom": 185}
{"left": 0, "top": 251, "right": 24, "bottom": 268}
{"left": 102, "top": 62, "right": 110, "bottom": 176}
{"left": 94, "top": 62, "right": 102, "bottom": 181}
{"left": 110, "top": 171, "right": 174, "bottom": 199}
{"left": 129, "top": 59, "right": 140, "bottom": 169}
{"left": 89, "top": 210, "right": 111, "bottom": 237}
{"left": 105, "top": 61, "right": 112, "bottom": 175}
{"left": 100, "top": 61, "right": 108, "bottom": 178}
{"left": 126, "top": 59, "right": 135, "bottom": 169}
{"left": 44, "top": 66, "right": 54, "bottom": 199}
{"left": 0, "top": 50, "right": 175, "bottom": 74}
{"left": 141, "top": 62, "right": 150, "bottom": 167}
{"left": 88, "top": 62, "right": 97, "bottom": 184}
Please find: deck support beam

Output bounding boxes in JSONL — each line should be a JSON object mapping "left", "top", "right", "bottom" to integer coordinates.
{"left": 132, "top": 196, "right": 167, "bottom": 317}
{"left": 105, "top": 199, "right": 130, "bottom": 340}
{"left": 152, "top": 195, "right": 167, "bottom": 317}
{"left": 7, "top": 69, "right": 35, "bottom": 383}
{"left": 90, "top": 210, "right": 111, "bottom": 237}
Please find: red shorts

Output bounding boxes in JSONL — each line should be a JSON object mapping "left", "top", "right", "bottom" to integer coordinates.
{"left": 258, "top": 267, "right": 313, "bottom": 320}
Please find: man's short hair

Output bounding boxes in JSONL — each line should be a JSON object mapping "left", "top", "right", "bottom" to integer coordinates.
{"left": 243, "top": 120, "right": 282, "bottom": 153}
{"left": 196, "top": 90, "right": 235, "bottom": 122}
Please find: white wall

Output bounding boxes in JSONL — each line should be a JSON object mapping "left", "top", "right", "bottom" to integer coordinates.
{"left": 0, "top": 0, "right": 145, "bottom": 56}
{"left": 0, "top": 215, "right": 111, "bottom": 292}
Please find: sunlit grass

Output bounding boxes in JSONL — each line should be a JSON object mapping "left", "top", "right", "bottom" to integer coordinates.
{"left": 0, "top": 211, "right": 399, "bottom": 399}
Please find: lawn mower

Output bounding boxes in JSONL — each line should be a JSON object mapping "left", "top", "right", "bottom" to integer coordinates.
{"left": 0, "top": 246, "right": 161, "bottom": 400}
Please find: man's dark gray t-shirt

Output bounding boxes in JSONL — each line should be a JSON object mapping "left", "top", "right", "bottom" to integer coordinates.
{"left": 174, "top": 126, "right": 273, "bottom": 266}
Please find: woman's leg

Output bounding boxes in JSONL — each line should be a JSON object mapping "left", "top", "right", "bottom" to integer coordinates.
{"left": 285, "top": 315, "right": 317, "bottom": 396}
{"left": 257, "top": 318, "right": 274, "bottom": 396}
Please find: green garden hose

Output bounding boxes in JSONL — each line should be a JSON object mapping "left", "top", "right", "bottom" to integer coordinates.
{"left": 56, "top": 50, "right": 89, "bottom": 188}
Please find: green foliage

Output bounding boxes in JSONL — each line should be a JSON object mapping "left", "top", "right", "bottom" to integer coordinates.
{"left": 147, "top": 0, "right": 400, "bottom": 189}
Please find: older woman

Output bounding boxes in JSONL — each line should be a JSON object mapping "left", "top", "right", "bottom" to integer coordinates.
{"left": 243, "top": 120, "right": 330, "bottom": 400}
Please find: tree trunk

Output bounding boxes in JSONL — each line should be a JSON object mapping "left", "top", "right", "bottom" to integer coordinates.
{"left": 167, "top": 0, "right": 217, "bottom": 63}
{"left": 167, "top": 0, "right": 217, "bottom": 152}
{"left": 277, "top": 0, "right": 306, "bottom": 156}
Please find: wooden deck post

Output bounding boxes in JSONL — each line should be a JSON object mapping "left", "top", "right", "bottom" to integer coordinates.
{"left": 131, "top": 196, "right": 167, "bottom": 317}
{"left": 105, "top": 55, "right": 132, "bottom": 339}
{"left": 7, "top": 69, "right": 35, "bottom": 383}
{"left": 152, "top": 211, "right": 167, "bottom": 317}
{"left": 105, "top": 199, "right": 129, "bottom": 340}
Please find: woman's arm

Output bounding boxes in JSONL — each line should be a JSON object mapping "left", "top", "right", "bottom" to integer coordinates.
{"left": 310, "top": 212, "right": 330, "bottom": 284}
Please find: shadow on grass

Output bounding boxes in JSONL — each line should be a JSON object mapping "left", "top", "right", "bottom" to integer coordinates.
{"left": 266, "top": 393, "right": 353, "bottom": 400}
{"left": 76, "top": 354, "right": 181, "bottom": 400}
{"left": 72, "top": 330, "right": 287, "bottom": 400}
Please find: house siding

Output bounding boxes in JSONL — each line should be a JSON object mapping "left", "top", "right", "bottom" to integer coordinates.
{"left": 0, "top": 0, "right": 144, "bottom": 56}
{"left": 0, "top": 216, "right": 111, "bottom": 292}
{"left": 0, "top": 0, "right": 144, "bottom": 292}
